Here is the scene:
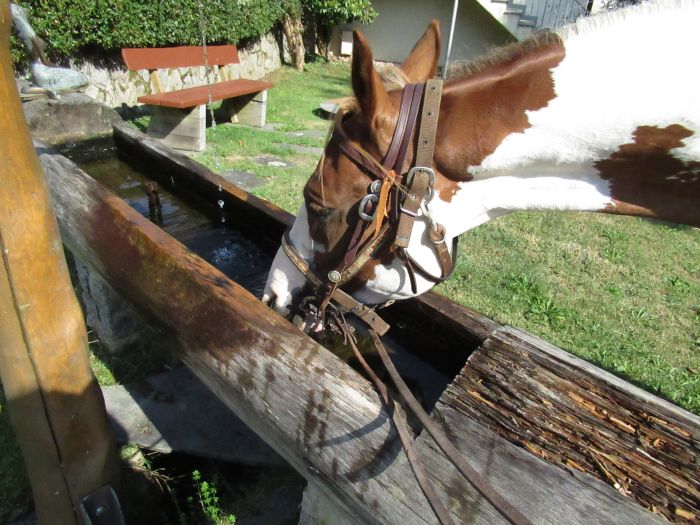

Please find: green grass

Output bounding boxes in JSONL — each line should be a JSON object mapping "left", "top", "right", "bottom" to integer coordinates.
{"left": 265, "top": 60, "right": 353, "bottom": 131}
{"left": 190, "top": 61, "right": 700, "bottom": 414}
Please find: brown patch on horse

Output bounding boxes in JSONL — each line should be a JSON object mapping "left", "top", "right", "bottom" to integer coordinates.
{"left": 596, "top": 124, "right": 700, "bottom": 226}
{"left": 435, "top": 34, "right": 566, "bottom": 201}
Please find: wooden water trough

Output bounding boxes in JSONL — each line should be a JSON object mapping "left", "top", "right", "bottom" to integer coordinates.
{"left": 38, "top": 123, "right": 699, "bottom": 524}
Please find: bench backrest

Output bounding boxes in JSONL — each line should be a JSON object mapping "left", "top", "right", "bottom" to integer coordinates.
{"left": 122, "top": 45, "right": 239, "bottom": 71}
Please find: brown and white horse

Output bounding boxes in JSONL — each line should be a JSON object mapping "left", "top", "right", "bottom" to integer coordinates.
{"left": 263, "top": 0, "right": 700, "bottom": 313}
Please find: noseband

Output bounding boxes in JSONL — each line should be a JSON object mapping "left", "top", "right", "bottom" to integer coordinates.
{"left": 282, "top": 78, "right": 457, "bottom": 334}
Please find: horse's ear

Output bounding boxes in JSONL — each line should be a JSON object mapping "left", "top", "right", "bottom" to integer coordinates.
{"left": 351, "top": 31, "right": 391, "bottom": 124}
{"left": 400, "top": 20, "right": 441, "bottom": 82}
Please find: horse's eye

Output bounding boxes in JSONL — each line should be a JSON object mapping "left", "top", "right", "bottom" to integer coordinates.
{"left": 307, "top": 201, "right": 333, "bottom": 220}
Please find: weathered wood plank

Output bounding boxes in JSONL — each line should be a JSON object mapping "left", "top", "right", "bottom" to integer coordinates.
{"left": 444, "top": 326, "right": 700, "bottom": 523}
{"left": 38, "top": 145, "right": 667, "bottom": 524}
{"left": 0, "top": 5, "right": 119, "bottom": 522}
{"left": 416, "top": 403, "right": 667, "bottom": 524}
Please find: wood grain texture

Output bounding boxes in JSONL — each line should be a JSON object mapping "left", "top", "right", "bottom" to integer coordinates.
{"left": 0, "top": 3, "right": 119, "bottom": 522}
{"left": 137, "top": 79, "right": 273, "bottom": 109}
{"left": 38, "top": 145, "right": 439, "bottom": 524}
{"left": 122, "top": 45, "right": 240, "bottom": 70}
{"left": 39, "top": 141, "right": 667, "bottom": 524}
{"left": 445, "top": 327, "right": 699, "bottom": 523}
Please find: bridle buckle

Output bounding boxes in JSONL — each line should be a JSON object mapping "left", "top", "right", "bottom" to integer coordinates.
{"left": 358, "top": 193, "right": 379, "bottom": 221}
{"left": 405, "top": 166, "right": 435, "bottom": 203}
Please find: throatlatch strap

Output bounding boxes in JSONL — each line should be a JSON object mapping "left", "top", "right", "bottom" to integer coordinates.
{"left": 394, "top": 170, "right": 430, "bottom": 248}
{"left": 415, "top": 79, "right": 443, "bottom": 167}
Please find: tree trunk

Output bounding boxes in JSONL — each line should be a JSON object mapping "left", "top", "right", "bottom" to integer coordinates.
{"left": 282, "top": 12, "right": 305, "bottom": 71}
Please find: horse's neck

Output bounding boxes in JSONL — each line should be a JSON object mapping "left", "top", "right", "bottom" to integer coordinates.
{"left": 435, "top": 2, "right": 700, "bottom": 233}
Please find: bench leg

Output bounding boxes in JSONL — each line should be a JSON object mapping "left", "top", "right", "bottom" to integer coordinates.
{"left": 147, "top": 105, "right": 206, "bottom": 152}
{"left": 218, "top": 90, "right": 268, "bottom": 127}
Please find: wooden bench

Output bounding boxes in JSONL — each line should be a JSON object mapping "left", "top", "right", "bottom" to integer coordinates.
{"left": 122, "top": 45, "right": 273, "bottom": 151}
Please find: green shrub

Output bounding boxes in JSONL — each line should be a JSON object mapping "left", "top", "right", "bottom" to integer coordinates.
{"left": 12, "top": 0, "right": 286, "bottom": 63}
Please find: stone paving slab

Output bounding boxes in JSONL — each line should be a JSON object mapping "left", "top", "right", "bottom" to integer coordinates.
{"left": 102, "top": 366, "right": 285, "bottom": 466}
{"left": 220, "top": 168, "right": 265, "bottom": 190}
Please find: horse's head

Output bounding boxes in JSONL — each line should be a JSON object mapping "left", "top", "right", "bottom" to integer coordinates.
{"left": 263, "top": 22, "right": 450, "bottom": 314}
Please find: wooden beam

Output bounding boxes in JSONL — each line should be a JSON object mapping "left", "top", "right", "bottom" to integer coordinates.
{"left": 0, "top": 2, "right": 119, "bottom": 523}
{"left": 148, "top": 69, "right": 163, "bottom": 94}
{"left": 441, "top": 327, "right": 700, "bottom": 523}
{"left": 38, "top": 140, "right": 666, "bottom": 524}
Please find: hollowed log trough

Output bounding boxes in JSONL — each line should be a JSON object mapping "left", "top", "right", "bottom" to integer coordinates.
{"left": 37, "top": 123, "right": 699, "bottom": 524}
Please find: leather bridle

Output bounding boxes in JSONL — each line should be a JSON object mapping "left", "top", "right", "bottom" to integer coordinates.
{"left": 281, "top": 78, "right": 456, "bottom": 334}
{"left": 279, "top": 79, "right": 533, "bottom": 525}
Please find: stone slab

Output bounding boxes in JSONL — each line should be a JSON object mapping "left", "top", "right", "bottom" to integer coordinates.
{"left": 22, "top": 92, "right": 123, "bottom": 145}
{"left": 284, "top": 129, "right": 326, "bottom": 139}
{"left": 220, "top": 169, "right": 265, "bottom": 191}
{"left": 102, "top": 367, "right": 285, "bottom": 466}
{"left": 281, "top": 143, "right": 324, "bottom": 156}
{"left": 254, "top": 155, "right": 295, "bottom": 168}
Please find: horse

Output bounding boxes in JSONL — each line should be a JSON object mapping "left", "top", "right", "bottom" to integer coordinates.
{"left": 263, "top": 0, "right": 699, "bottom": 321}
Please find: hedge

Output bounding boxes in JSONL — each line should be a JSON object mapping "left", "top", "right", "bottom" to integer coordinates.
{"left": 13, "top": 0, "right": 286, "bottom": 61}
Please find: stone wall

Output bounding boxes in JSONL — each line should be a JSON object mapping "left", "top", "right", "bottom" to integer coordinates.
{"left": 70, "top": 32, "right": 284, "bottom": 108}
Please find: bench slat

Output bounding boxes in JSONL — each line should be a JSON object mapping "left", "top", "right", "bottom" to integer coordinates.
{"left": 122, "top": 45, "right": 239, "bottom": 70}
{"left": 137, "top": 79, "right": 273, "bottom": 109}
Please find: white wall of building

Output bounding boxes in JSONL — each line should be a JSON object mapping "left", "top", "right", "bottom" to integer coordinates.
{"left": 332, "top": 0, "right": 515, "bottom": 65}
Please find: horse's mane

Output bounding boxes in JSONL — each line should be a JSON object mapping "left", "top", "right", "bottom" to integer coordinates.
{"left": 446, "top": 31, "right": 561, "bottom": 81}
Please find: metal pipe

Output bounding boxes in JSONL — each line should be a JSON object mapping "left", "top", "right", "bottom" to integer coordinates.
{"left": 444, "top": 0, "right": 459, "bottom": 78}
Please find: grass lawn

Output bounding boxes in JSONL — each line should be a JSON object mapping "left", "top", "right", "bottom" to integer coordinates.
{"left": 193, "top": 60, "right": 700, "bottom": 415}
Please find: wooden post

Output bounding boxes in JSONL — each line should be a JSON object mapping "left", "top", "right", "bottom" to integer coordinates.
{"left": 0, "top": 2, "right": 120, "bottom": 524}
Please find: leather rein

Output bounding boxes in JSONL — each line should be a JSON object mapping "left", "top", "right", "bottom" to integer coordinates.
{"left": 281, "top": 80, "right": 532, "bottom": 525}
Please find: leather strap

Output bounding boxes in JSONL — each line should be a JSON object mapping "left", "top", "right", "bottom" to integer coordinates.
{"left": 384, "top": 83, "right": 425, "bottom": 173}
{"left": 368, "top": 330, "right": 534, "bottom": 525}
{"left": 393, "top": 79, "right": 443, "bottom": 249}
{"left": 333, "top": 113, "right": 388, "bottom": 181}
{"left": 394, "top": 169, "right": 430, "bottom": 248}
{"left": 415, "top": 79, "right": 443, "bottom": 167}
{"left": 383, "top": 84, "right": 417, "bottom": 170}
{"left": 281, "top": 231, "right": 390, "bottom": 335}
